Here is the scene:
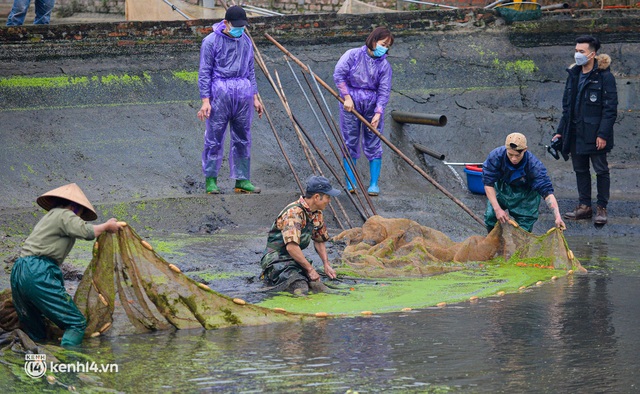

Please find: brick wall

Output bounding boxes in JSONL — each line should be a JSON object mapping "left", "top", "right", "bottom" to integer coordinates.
{"left": 0, "top": 0, "right": 614, "bottom": 18}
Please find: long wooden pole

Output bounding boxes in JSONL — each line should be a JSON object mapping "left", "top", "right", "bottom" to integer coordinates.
{"left": 264, "top": 33, "right": 484, "bottom": 227}
{"left": 287, "top": 59, "right": 373, "bottom": 218}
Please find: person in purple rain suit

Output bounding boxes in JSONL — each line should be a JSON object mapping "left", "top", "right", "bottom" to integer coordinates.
{"left": 197, "top": 5, "right": 263, "bottom": 195}
{"left": 333, "top": 26, "right": 394, "bottom": 196}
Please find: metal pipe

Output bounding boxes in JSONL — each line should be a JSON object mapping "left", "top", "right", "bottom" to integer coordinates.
{"left": 400, "top": 0, "right": 458, "bottom": 10}
{"left": 413, "top": 143, "right": 445, "bottom": 161}
{"left": 161, "top": 0, "right": 191, "bottom": 19}
{"left": 540, "top": 3, "right": 569, "bottom": 10}
{"left": 443, "top": 162, "right": 483, "bottom": 166}
{"left": 265, "top": 33, "right": 485, "bottom": 228}
{"left": 241, "top": 4, "right": 284, "bottom": 16}
{"left": 391, "top": 111, "right": 447, "bottom": 127}
{"left": 484, "top": 0, "right": 508, "bottom": 9}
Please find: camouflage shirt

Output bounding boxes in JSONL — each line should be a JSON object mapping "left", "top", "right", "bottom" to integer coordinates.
{"left": 260, "top": 196, "right": 329, "bottom": 270}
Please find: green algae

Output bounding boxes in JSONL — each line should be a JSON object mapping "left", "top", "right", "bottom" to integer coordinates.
{"left": 172, "top": 70, "right": 198, "bottom": 83}
{"left": 258, "top": 261, "right": 566, "bottom": 315}
{"left": 196, "top": 271, "right": 252, "bottom": 281}
{"left": 221, "top": 307, "right": 242, "bottom": 325}
{"left": 0, "top": 76, "right": 90, "bottom": 88}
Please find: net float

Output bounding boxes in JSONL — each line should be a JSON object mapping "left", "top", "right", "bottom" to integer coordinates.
{"left": 519, "top": 286, "right": 526, "bottom": 290}
{"left": 567, "top": 270, "right": 574, "bottom": 275}
{"left": 436, "top": 302, "right": 447, "bottom": 308}
{"left": 315, "top": 312, "right": 328, "bottom": 318}
{"left": 552, "top": 276, "right": 558, "bottom": 281}
{"left": 469, "top": 296, "right": 479, "bottom": 302}
{"left": 46, "top": 375, "right": 56, "bottom": 384}
{"left": 508, "top": 219, "right": 519, "bottom": 228}
{"left": 93, "top": 242, "right": 99, "bottom": 252}
{"left": 497, "top": 291, "right": 506, "bottom": 296}
{"left": 401, "top": 307, "right": 412, "bottom": 312}
{"left": 168, "top": 264, "right": 181, "bottom": 273}
{"left": 536, "top": 281, "right": 543, "bottom": 286}
{"left": 141, "top": 240, "right": 153, "bottom": 251}
{"left": 546, "top": 228, "right": 555, "bottom": 235}
{"left": 98, "top": 293, "right": 108, "bottom": 306}
{"left": 198, "top": 283, "right": 211, "bottom": 291}
{"left": 232, "top": 298, "right": 246, "bottom": 305}
{"left": 273, "top": 308, "right": 286, "bottom": 313}
{"left": 117, "top": 221, "right": 127, "bottom": 227}
{"left": 361, "top": 311, "right": 373, "bottom": 315}
{"left": 90, "top": 332, "right": 101, "bottom": 338}
{"left": 567, "top": 250, "right": 574, "bottom": 260}
{"left": 99, "top": 322, "right": 112, "bottom": 333}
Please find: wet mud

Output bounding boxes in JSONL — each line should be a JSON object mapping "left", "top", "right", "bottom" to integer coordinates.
{"left": 1, "top": 15, "right": 640, "bottom": 306}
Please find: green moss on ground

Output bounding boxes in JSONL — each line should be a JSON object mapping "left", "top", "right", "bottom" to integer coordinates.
{"left": 258, "top": 261, "right": 566, "bottom": 315}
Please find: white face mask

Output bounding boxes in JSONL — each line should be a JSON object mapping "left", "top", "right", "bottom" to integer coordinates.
{"left": 574, "top": 52, "right": 592, "bottom": 66}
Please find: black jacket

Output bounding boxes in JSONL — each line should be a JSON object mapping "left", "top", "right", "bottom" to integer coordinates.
{"left": 556, "top": 54, "right": 618, "bottom": 155}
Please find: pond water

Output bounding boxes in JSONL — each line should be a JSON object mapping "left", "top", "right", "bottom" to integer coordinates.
{"left": 3, "top": 235, "right": 639, "bottom": 392}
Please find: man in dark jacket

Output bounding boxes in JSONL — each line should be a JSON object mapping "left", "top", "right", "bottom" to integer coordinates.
{"left": 554, "top": 35, "right": 618, "bottom": 225}
{"left": 483, "top": 133, "right": 566, "bottom": 233}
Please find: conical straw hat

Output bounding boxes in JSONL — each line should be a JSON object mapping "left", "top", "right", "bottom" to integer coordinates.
{"left": 36, "top": 183, "right": 98, "bottom": 221}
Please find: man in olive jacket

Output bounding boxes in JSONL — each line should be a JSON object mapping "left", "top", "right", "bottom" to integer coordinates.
{"left": 554, "top": 35, "right": 618, "bottom": 225}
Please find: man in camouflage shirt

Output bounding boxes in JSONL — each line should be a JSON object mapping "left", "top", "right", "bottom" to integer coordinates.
{"left": 261, "top": 176, "right": 340, "bottom": 295}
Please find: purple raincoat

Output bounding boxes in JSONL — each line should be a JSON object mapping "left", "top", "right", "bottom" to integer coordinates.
{"left": 333, "top": 45, "right": 392, "bottom": 161}
{"left": 198, "top": 22, "right": 258, "bottom": 179}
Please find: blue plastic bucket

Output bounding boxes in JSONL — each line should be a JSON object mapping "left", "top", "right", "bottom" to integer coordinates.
{"left": 463, "top": 165, "right": 485, "bottom": 195}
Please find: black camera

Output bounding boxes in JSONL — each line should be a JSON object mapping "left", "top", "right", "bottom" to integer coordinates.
{"left": 546, "top": 137, "right": 568, "bottom": 161}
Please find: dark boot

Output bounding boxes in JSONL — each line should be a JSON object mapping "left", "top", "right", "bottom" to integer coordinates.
{"left": 594, "top": 206, "right": 608, "bottom": 225}
{"left": 563, "top": 204, "right": 592, "bottom": 220}
{"left": 288, "top": 280, "right": 309, "bottom": 296}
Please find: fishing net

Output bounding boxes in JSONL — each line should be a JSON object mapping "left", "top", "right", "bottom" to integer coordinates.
{"left": 332, "top": 215, "right": 584, "bottom": 278}
{"left": 0, "top": 225, "right": 305, "bottom": 342}
{"left": 73, "top": 224, "right": 304, "bottom": 337}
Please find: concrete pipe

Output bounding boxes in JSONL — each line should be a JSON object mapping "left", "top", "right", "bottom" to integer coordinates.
{"left": 391, "top": 111, "right": 447, "bottom": 127}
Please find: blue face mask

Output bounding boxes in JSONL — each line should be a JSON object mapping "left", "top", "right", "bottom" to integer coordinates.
{"left": 229, "top": 26, "right": 245, "bottom": 38}
{"left": 373, "top": 44, "right": 388, "bottom": 57}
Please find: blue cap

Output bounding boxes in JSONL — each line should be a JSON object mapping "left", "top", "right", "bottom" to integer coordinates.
{"left": 306, "top": 176, "right": 341, "bottom": 197}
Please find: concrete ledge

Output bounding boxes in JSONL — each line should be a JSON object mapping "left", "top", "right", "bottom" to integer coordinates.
{"left": 1, "top": 9, "right": 639, "bottom": 62}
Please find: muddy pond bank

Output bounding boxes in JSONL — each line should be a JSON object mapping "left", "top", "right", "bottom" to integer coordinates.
{"left": 1, "top": 10, "right": 640, "bottom": 288}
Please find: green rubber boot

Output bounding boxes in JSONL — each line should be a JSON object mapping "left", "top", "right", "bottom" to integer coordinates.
{"left": 234, "top": 179, "right": 261, "bottom": 194}
{"left": 206, "top": 177, "right": 220, "bottom": 194}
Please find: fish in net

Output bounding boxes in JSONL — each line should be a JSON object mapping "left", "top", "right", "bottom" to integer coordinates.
{"left": 332, "top": 215, "right": 585, "bottom": 278}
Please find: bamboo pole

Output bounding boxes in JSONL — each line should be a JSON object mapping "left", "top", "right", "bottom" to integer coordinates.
{"left": 286, "top": 58, "right": 373, "bottom": 219}
{"left": 303, "top": 67, "right": 377, "bottom": 216}
{"left": 218, "top": 0, "right": 348, "bottom": 229}
{"left": 265, "top": 33, "right": 484, "bottom": 227}
{"left": 274, "top": 70, "right": 352, "bottom": 229}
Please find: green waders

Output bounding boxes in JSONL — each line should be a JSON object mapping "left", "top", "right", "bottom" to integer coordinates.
{"left": 10, "top": 256, "right": 87, "bottom": 346}
{"left": 484, "top": 180, "right": 541, "bottom": 233}
{"left": 261, "top": 202, "right": 314, "bottom": 288}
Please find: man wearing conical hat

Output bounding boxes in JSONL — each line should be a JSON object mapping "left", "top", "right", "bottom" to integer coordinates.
{"left": 10, "top": 183, "right": 121, "bottom": 347}
{"left": 482, "top": 133, "right": 566, "bottom": 233}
